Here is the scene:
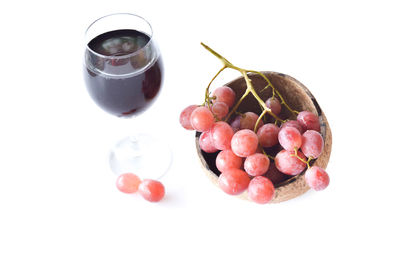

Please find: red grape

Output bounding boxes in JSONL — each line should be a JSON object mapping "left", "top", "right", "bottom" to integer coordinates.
{"left": 190, "top": 106, "right": 215, "bottom": 132}
{"left": 248, "top": 176, "right": 275, "bottom": 204}
{"left": 257, "top": 123, "right": 280, "bottom": 148}
{"left": 244, "top": 153, "right": 270, "bottom": 176}
{"left": 281, "top": 120, "right": 304, "bottom": 134}
{"left": 179, "top": 105, "right": 198, "bottom": 130}
{"left": 218, "top": 169, "right": 250, "bottom": 195}
{"left": 211, "top": 101, "right": 229, "bottom": 120}
{"left": 240, "top": 112, "right": 264, "bottom": 131}
{"left": 231, "top": 129, "right": 259, "bottom": 157}
{"left": 211, "top": 121, "right": 234, "bottom": 150}
{"left": 305, "top": 166, "right": 329, "bottom": 191}
{"left": 265, "top": 97, "right": 281, "bottom": 115}
{"left": 199, "top": 130, "right": 218, "bottom": 153}
{"left": 212, "top": 86, "right": 236, "bottom": 107}
{"left": 216, "top": 149, "right": 243, "bottom": 173}
{"left": 275, "top": 150, "right": 307, "bottom": 176}
{"left": 265, "top": 162, "right": 286, "bottom": 185}
{"left": 138, "top": 179, "right": 165, "bottom": 202}
{"left": 116, "top": 173, "right": 141, "bottom": 193}
{"left": 278, "top": 126, "right": 302, "bottom": 151}
{"left": 301, "top": 130, "right": 324, "bottom": 159}
{"left": 297, "top": 111, "right": 320, "bottom": 132}
{"left": 230, "top": 115, "right": 241, "bottom": 132}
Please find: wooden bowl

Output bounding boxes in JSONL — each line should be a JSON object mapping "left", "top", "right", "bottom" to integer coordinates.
{"left": 195, "top": 71, "right": 332, "bottom": 203}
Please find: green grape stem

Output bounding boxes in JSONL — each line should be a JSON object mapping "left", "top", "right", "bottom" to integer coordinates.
{"left": 293, "top": 148, "right": 311, "bottom": 169}
{"left": 254, "top": 109, "right": 269, "bottom": 132}
{"left": 247, "top": 70, "right": 299, "bottom": 116}
{"left": 204, "top": 66, "right": 226, "bottom": 108}
{"left": 200, "top": 42, "right": 298, "bottom": 124}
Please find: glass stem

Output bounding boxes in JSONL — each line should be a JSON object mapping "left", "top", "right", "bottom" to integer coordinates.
{"left": 128, "top": 135, "right": 142, "bottom": 156}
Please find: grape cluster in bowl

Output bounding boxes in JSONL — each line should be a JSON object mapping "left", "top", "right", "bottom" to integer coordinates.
{"left": 180, "top": 44, "right": 331, "bottom": 204}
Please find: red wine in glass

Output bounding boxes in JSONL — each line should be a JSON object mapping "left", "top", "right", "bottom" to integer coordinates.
{"left": 85, "top": 29, "right": 163, "bottom": 117}
{"left": 83, "top": 14, "right": 170, "bottom": 178}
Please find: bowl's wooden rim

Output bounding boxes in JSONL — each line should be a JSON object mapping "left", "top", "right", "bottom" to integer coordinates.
{"left": 195, "top": 71, "right": 332, "bottom": 203}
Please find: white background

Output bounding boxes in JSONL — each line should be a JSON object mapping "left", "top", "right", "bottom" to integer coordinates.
{"left": 1, "top": 0, "right": 399, "bottom": 266}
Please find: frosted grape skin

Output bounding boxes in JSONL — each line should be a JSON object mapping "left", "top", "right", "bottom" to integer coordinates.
{"left": 211, "top": 86, "right": 236, "bottom": 108}
{"left": 257, "top": 123, "right": 280, "bottom": 148}
{"left": 211, "top": 101, "right": 229, "bottom": 120}
{"left": 274, "top": 149, "right": 307, "bottom": 176}
{"left": 247, "top": 176, "right": 275, "bottom": 204}
{"left": 179, "top": 105, "right": 198, "bottom": 130}
{"left": 199, "top": 130, "right": 218, "bottom": 153}
{"left": 218, "top": 169, "right": 250, "bottom": 195}
{"left": 301, "top": 130, "right": 324, "bottom": 159}
{"left": 190, "top": 106, "right": 215, "bottom": 132}
{"left": 211, "top": 121, "right": 234, "bottom": 150}
{"left": 305, "top": 166, "right": 330, "bottom": 191}
{"left": 244, "top": 153, "right": 270, "bottom": 177}
{"left": 278, "top": 126, "right": 302, "bottom": 152}
{"left": 231, "top": 129, "right": 259, "bottom": 157}
{"left": 297, "top": 111, "right": 320, "bottom": 132}
{"left": 216, "top": 149, "right": 243, "bottom": 173}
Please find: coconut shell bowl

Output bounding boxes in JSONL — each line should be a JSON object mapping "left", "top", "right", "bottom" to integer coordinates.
{"left": 195, "top": 71, "right": 332, "bottom": 203}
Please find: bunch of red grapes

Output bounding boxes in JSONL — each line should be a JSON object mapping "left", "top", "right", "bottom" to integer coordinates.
{"left": 180, "top": 86, "right": 329, "bottom": 204}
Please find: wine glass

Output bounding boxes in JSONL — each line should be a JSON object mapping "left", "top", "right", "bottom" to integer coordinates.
{"left": 83, "top": 13, "right": 170, "bottom": 179}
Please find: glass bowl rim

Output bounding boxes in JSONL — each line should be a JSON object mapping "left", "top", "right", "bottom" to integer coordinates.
{"left": 84, "top": 12, "right": 154, "bottom": 60}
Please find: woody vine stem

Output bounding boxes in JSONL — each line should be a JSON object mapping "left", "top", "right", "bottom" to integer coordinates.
{"left": 201, "top": 42, "right": 299, "bottom": 132}
{"left": 201, "top": 42, "right": 306, "bottom": 162}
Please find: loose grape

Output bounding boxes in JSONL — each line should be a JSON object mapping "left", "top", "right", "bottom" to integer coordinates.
{"left": 281, "top": 120, "right": 304, "bottom": 134}
{"left": 265, "top": 162, "right": 286, "bottom": 185}
{"left": 231, "top": 129, "right": 259, "bottom": 157}
{"left": 138, "top": 179, "right": 165, "bottom": 202}
{"left": 257, "top": 123, "right": 280, "bottom": 148}
{"left": 211, "top": 101, "right": 229, "bottom": 120}
{"left": 199, "top": 130, "right": 218, "bottom": 153}
{"left": 216, "top": 149, "right": 243, "bottom": 173}
{"left": 278, "top": 126, "right": 302, "bottom": 152}
{"left": 190, "top": 106, "right": 215, "bottom": 132}
{"left": 212, "top": 86, "right": 236, "bottom": 107}
{"left": 275, "top": 150, "right": 307, "bottom": 176}
{"left": 301, "top": 130, "right": 324, "bottom": 159}
{"left": 244, "top": 153, "right": 270, "bottom": 176}
{"left": 211, "top": 121, "right": 234, "bottom": 150}
{"left": 116, "top": 173, "right": 141, "bottom": 194}
{"left": 179, "top": 105, "right": 198, "bottom": 130}
{"left": 297, "top": 111, "right": 320, "bottom": 132}
{"left": 265, "top": 97, "right": 282, "bottom": 115}
{"left": 218, "top": 169, "right": 250, "bottom": 195}
{"left": 240, "top": 112, "right": 264, "bottom": 131}
{"left": 248, "top": 176, "right": 275, "bottom": 204}
{"left": 305, "top": 166, "right": 329, "bottom": 191}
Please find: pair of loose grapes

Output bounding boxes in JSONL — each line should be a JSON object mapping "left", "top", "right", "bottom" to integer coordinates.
{"left": 180, "top": 86, "right": 329, "bottom": 203}
{"left": 116, "top": 173, "right": 165, "bottom": 202}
